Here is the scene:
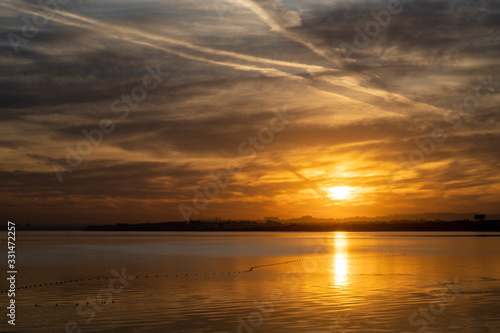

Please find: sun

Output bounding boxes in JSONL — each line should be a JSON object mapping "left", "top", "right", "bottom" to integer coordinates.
{"left": 326, "top": 186, "right": 352, "bottom": 200}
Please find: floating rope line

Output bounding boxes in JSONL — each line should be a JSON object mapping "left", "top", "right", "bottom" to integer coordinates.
{"left": 10, "top": 253, "right": 406, "bottom": 306}
{"left": 246, "top": 253, "right": 406, "bottom": 271}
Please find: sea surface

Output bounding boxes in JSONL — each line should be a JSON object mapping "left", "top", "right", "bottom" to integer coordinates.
{"left": 1, "top": 231, "right": 500, "bottom": 332}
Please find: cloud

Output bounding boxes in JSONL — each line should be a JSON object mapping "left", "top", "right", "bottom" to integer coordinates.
{"left": 0, "top": 0, "right": 499, "bottom": 223}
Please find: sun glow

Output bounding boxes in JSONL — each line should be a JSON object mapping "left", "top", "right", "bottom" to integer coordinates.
{"left": 326, "top": 186, "right": 352, "bottom": 200}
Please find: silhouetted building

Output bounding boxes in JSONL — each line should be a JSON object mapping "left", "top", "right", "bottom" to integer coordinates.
{"left": 264, "top": 216, "right": 279, "bottom": 222}
{"left": 474, "top": 214, "right": 486, "bottom": 221}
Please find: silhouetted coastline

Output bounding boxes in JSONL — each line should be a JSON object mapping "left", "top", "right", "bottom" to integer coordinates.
{"left": 82, "top": 219, "right": 500, "bottom": 232}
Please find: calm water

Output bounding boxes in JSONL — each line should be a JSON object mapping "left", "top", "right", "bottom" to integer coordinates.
{"left": 1, "top": 231, "right": 500, "bottom": 332}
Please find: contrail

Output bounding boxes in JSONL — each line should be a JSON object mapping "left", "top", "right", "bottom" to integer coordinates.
{"left": 231, "top": 0, "right": 448, "bottom": 116}
{"left": 1, "top": 1, "right": 310, "bottom": 80}
{"left": 272, "top": 156, "right": 331, "bottom": 200}
{"left": 2, "top": 1, "right": 376, "bottom": 108}
{"left": 0, "top": 1, "right": 376, "bottom": 105}
{"left": 2, "top": 1, "right": 327, "bottom": 73}
{"left": 3, "top": 1, "right": 450, "bottom": 116}
{"left": 235, "top": 0, "right": 338, "bottom": 63}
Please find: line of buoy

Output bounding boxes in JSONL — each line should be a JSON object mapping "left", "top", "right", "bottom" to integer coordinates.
{"left": 31, "top": 299, "right": 117, "bottom": 307}
{"left": 3, "top": 274, "right": 137, "bottom": 293}
{"left": 246, "top": 253, "right": 406, "bottom": 272}
{"left": 16, "top": 253, "right": 406, "bottom": 295}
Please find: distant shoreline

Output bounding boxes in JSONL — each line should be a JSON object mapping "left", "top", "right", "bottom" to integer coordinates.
{"left": 15, "top": 220, "right": 500, "bottom": 232}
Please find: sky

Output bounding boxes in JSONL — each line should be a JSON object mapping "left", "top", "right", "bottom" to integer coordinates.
{"left": 0, "top": 0, "right": 499, "bottom": 224}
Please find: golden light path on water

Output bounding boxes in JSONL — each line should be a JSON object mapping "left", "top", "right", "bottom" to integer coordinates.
{"left": 331, "top": 232, "right": 349, "bottom": 286}
{"left": 7, "top": 232, "right": 500, "bottom": 332}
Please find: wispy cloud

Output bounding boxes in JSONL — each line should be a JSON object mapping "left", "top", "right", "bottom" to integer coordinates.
{"left": 1, "top": 0, "right": 499, "bottom": 223}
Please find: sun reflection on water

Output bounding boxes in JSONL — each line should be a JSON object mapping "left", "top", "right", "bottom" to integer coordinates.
{"left": 331, "top": 232, "right": 349, "bottom": 286}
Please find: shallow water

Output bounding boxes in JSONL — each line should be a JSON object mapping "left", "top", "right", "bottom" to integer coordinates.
{"left": 1, "top": 231, "right": 500, "bottom": 332}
